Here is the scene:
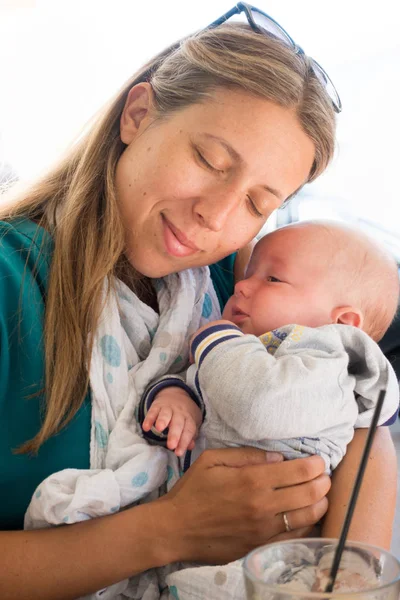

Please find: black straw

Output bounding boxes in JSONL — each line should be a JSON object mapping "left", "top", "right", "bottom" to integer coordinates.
{"left": 324, "top": 389, "right": 387, "bottom": 593}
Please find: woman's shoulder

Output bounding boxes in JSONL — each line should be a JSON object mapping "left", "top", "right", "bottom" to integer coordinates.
{"left": 0, "top": 218, "right": 53, "bottom": 284}
{"left": 0, "top": 218, "right": 53, "bottom": 329}
{"left": 0, "top": 217, "right": 52, "bottom": 254}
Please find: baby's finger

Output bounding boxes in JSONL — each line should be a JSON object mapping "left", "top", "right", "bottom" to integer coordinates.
{"left": 142, "top": 405, "right": 161, "bottom": 431}
{"left": 175, "top": 418, "right": 197, "bottom": 457}
{"left": 154, "top": 406, "right": 173, "bottom": 432}
{"left": 167, "top": 413, "right": 185, "bottom": 451}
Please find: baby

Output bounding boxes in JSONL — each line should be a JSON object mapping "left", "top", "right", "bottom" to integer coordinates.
{"left": 139, "top": 219, "right": 400, "bottom": 599}
{"left": 141, "top": 220, "right": 399, "bottom": 472}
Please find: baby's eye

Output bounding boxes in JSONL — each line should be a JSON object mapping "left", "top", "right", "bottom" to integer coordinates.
{"left": 267, "top": 276, "right": 281, "bottom": 283}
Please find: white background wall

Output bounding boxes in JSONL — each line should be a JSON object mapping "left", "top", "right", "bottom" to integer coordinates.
{"left": 1, "top": 0, "right": 399, "bottom": 556}
{"left": 0, "top": 0, "right": 399, "bottom": 232}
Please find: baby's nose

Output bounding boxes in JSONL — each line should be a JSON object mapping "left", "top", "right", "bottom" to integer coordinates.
{"left": 234, "top": 278, "right": 252, "bottom": 298}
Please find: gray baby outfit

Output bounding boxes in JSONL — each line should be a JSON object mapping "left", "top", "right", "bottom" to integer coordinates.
{"left": 185, "top": 322, "right": 399, "bottom": 472}
{"left": 159, "top": 322, "right": 399, "bottom": 599}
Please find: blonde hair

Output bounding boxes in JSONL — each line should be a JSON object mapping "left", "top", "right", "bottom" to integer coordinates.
{"left": 324, "top": 223, "right": 399, "bottom": 342}
{"left": 349, "top": 237, "right": 399, "bottom": 342}
{"left": 288, "top": 220, "right": 399, "bottom": 342}
{"left": 1, "top": 23, "right": 337, "bottom": 453}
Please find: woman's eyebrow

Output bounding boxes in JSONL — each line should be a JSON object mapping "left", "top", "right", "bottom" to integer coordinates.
{"left": 202, "top": 133, "right": 242, "bottom": 162}
{"left": 201, "top": 133, "right": 284, "bottom": 201}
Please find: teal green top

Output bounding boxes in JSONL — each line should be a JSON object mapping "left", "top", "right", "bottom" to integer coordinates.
{"left": 0, "top": 219, "right": 235, "bottom": 530}
{"left": 208, "top": 254, "right": 236, "bottom": 311}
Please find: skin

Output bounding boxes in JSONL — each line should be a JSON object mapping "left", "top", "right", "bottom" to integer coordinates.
{"left": 223, "top": 223, "right": 364, "bottom": 335}
{"left": 116, "top": 83, "right": 315, "bottom": 277}
{"left": 0, "top": 450, "right": 329, "bottom": 600}
{"left": 144, "top": 222, "right": 366, "bottom": 452}
{"left": 131, "top": 88, "right": 396, "bottom": 554}
{"left": 145, "top": 220, "right": 398, "bottom": 554}
{"left": 324, "top": 427, "right": 397, "bottom": 546}
{"left": 0, "top": 87, "right": 396, "bottom": 599}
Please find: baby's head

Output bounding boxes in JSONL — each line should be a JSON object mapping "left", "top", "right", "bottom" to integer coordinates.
{"left": 223, "top": 220, "right": 399, "bottom": 341}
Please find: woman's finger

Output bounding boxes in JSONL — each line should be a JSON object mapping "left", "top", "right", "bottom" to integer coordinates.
{"left": 267, "top": 455, "right": 326, "bottom": 489}
{"left": 265, "top": 451, "right": 284, "bottom": 464}
{"left": 199, "top": 446, "right": 276, "bottom": 469}
{"left": 277, "top": 497, "right": 328, "bottom": 533}
{"left": 161, "top": 448, "right": 328, "bottom": 565}
{"left": 234, "top": 455, "right": 326, "bottom": 497}
{"left": 267, "top": 526, "right": 316, "bottom": 544}
{"left": 273, "top": 473, "right": 331, "bottom": 513}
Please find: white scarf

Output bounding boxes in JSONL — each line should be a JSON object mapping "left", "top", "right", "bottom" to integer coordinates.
{"left": 25, "top": 266, "right": 220, "bottom": 528}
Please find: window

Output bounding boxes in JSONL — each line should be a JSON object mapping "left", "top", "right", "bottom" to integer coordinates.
{"left": 1, "top": 0, "right": 399, "bottom": 250}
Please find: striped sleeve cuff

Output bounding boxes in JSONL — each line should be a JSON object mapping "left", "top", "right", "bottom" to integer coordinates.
{"left": 138, "top": 376, "right": 203, "bottom": 444}
{"left": 381, "top": 407, "right": 399, "bottom": 426}
{"left": 191, "top": 323, "right": 244, "bottom": 369}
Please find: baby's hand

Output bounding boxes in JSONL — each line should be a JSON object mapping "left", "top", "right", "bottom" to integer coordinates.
{"left": 142, "top": 387, "right": 202, "bottom": 457}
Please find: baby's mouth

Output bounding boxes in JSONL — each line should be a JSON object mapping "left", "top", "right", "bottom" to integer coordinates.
{"left": 231, "top": 305, "right": 249, "bottom": 318}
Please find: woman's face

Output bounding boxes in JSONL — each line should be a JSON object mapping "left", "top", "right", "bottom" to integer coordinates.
{"left": 115, "top": 84, "right": 315, "bottom": 277}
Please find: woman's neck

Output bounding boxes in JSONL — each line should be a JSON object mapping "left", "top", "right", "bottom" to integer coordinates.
{"left": 136, "top": 278, "right": 159, "bottom": 313}
{"left": 116, "top": 258, "right": 159, "bottom": 313}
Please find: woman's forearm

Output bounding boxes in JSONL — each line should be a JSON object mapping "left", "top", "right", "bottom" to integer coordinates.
{"left": 0, "top": 501, "right": 173, "bottom": 600}
{"left": 322, "top": 427, "right": 397, "bottom": 549}
{"left": 0, "top": 448, "right": 332, "bottom": 600}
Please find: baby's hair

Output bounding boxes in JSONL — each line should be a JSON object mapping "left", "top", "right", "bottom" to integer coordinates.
{"left": 297, "top": 220, "right": 399, "bottom": 342}
{"left": 353, "top": 239, "right": 399, "bottom": 341}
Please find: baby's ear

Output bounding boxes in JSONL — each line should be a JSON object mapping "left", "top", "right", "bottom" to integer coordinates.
{"left": 331, "top": 306, "right": 364, "bottom": 329}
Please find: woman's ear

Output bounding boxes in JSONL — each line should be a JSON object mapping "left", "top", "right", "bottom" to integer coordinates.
{"left": 120, "top": 82, "right": 156, "bottom": 145}
{"left": 331, "top": 305, "right": 364, "bottom": 329}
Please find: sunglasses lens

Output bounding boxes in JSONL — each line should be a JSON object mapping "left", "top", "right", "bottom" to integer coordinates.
{"left": 208, "top": 4, "right": 342, "bottom": 114}
{"left": 311, "top": 60, "right": 342, "bottom": 113}
{"left": 250, "top": 9, "right": 294, "bottom": 46}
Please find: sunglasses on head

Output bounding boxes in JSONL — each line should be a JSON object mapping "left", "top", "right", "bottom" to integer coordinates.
{"left": 207, "top": 2, "right": 342, "bottom": 113}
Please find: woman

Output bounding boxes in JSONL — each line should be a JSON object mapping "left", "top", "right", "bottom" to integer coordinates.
{"left": 0, "top": 6, "right": 396, "bottom": 600}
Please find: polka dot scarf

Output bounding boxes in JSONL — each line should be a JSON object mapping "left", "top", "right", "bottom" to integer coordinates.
{"left": 25, "top": 266, "right": 220, "bottom": 528}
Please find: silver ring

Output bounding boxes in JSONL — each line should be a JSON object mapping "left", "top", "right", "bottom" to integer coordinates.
{"left": 282, "top": 512, "right": 291, "bottom": 532}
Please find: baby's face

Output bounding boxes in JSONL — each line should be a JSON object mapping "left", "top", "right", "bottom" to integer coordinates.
{"left": 223, "top": 225, "right": 339, "bottom": 336}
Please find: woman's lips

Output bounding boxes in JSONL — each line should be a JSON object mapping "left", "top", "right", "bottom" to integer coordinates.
{"left": 162, "top": 215, "right": 200, "bottom": 258}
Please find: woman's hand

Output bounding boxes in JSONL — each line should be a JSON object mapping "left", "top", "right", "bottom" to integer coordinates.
{"left": 0, "top": 449, "right": 328, "bottom": 600}
{"left": 154, "top": 447, "right": 330, "bottom": 565}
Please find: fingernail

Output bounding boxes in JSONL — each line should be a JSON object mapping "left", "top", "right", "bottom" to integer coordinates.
{"left": 265, "top": 451, "right": 284, "bottom": 463}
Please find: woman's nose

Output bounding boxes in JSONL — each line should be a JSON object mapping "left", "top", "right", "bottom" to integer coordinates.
{"left": 193, "top": 189, "right": 240, "bottom": 232}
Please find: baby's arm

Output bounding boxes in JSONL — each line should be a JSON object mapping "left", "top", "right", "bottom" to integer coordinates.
{"left": 191, "top": 321, "right": 352, "bottom": 441}
{"left": 140, "top": 376, "right": 203, "bottom": 457}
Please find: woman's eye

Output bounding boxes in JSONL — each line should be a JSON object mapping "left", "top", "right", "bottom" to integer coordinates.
{"left": 246, "top": 195, "right": 264, "bottom": 218}
{"left": 195, "top": 149, "right": 222, "bottom": 173}
{"left": 267, "top": 275, "right": 281, "bottom": 283}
